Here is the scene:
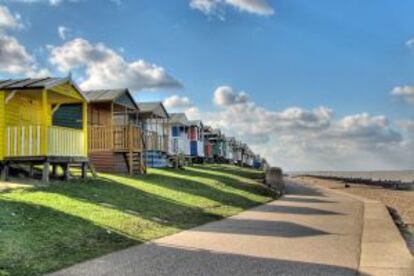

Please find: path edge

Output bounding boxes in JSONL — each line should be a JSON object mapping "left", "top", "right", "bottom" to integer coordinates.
{"left": 304, "top": 183, "right": 414, "bottom": 275}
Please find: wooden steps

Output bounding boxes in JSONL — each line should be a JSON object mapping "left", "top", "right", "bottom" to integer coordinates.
{"left": 124, "top": 152, "right": 146, "bottom": 175}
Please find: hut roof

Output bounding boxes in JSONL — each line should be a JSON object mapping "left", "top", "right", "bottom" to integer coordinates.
{"left": 137, "top": 102, "right": 169, "bottom": 119}
{"left": 0, "top": 77, "right": 67, "bottom": 90}
{"left": 0, "top": 77, "right": 85, "bottom": 101}
{"left": 189, "top": 120, "right": 203, "bottom": 128}
{"left": 83, "top": 89, "right": 138, "bottom": 109}
{"left": 169, "top": 113, "right": 189, "bottom": 125}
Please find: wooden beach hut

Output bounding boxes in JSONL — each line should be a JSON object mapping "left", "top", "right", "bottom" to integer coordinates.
{"left": 0, "top": 77, "right": 89, "bottom": 181}
{"left": 56, "top": 88, "right": 145, "bottom": 175}
{"left": 138, "top": 102, "right": 170, "bottom": 168}
{"left": 188, "top": 120, "right": 205, "bottom": 163}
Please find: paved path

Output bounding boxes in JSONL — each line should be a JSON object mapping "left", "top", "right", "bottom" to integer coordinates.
{"left": 53, "top": 181, "right": 366, "bottom": 276}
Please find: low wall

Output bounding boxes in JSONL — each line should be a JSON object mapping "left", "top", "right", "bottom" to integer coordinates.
{"left": 265, "top": 167, "right": 285, "bottom": 194}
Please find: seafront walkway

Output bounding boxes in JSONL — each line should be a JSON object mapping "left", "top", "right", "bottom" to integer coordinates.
{"left": 51, "top": 181, "right": 413, "bottom": 276}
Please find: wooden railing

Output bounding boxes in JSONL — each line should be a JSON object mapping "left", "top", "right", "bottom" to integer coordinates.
{"left": 145, "top": 132, "right": 169, "bottom": 152}
{"left": 5, "top": 125, "right": 85, "bottom": 157}
{"left": 161, "top": 135, "right": 169, "bottom": 152}
{"left": 88, "top": 125, "right": 143, "bottom": 152}
{"left": 48, "top": 126, "right": 85, "bottom": 156}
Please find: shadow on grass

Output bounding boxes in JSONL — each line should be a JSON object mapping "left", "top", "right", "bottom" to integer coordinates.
{"left": 0, "top": 199, "right": 137, "bottom": 276}
{"left": 125, "top": 172, "right": 274, "bottom": 209}
{"left": 190, "top": 164, "right": 265, "bottom": 180}
{"left": 163, "top": 166, "right": 273, "bottom": 199}
{"left": 44, "top": 176, "right": 226, "bottom": 228}
{"left": 0, "top": 165, "right": 275, "bottom": 276}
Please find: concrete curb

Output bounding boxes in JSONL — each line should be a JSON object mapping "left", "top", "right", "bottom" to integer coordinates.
{"left": 305, "top": 184, "right": 414, "bottom": 275}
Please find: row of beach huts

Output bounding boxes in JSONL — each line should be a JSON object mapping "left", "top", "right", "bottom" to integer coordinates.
{"left": 0, "top": 77, "right": 268, "bottom": 182}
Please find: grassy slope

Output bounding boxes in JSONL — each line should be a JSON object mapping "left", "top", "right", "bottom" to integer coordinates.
{"left": 0, "top": 164, "right": 275, "bottom": 276}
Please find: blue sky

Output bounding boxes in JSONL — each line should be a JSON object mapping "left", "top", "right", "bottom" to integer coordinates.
{"left": 0, "top": 0, "right": 413, "bottom": 170}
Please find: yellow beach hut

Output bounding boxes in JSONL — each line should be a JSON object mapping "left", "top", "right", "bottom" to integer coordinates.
{"left": 0, "top": 77, "right": 90, "bottom": 182}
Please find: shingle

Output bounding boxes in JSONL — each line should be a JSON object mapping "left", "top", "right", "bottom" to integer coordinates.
{"left": 137, "top": 102, "right": 160, "bottom": 113}
{"left": 83, "top": 89, "right": 126, "bottom": 102}
{"left": 169, "top": 113, "right": 188, "bottom": 125}
{"left": 0, "top": 77, "right": 64, "bottom": 90}
{"left": 7, "top": 78, "right": 51, "bottom": 89}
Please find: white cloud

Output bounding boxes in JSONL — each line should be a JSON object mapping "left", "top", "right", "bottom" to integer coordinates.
{"left": 185, "top": 106, "right": 201, "bottom": 120}
{"left": 48, "top": 38, "right": 182, "bottom": 91}
{"left": 199, "top": 85, "right": 412, "bottom": 170}
{"left": 213, "top": 85, "right": 249, "bottom": 106}
{"left": 189, "top": 0, "right": 274, "bottom": 19}
{"left": 58, "top": 25, "right": 71, "bottom": 40}
{"left": 225, "top": 0, "right": 274, "bottom": 15}
{"left": 391, "top": 86, "right": 414, "bottom": 105}
{"left": 0, "top": 34, "right": 34, "bottom": 74}
{"left": 0, "top": 5, "right": 49, "bottom": 77}
{"left": 7, "top": 0, "right": 120, "bottom": 6}
{"left": 406, "top": 38, "right": 414, "bottom": 49}
{"left": 9, "top": 0, "right": 80, "bottom": 5}
{"left": 0, "top": 5, "right": 22, "bottom": 31}
{"left": 0, "top": 34, "right": 50, "bottom": 76}
{"left": 162, "top": 94, "right": 201, "bottom": 120}
{"left": 163, "top": 95, "right": 192, "bottom": 109}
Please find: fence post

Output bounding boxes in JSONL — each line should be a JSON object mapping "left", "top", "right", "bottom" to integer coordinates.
{"left": 128, "top": 124, "right": 133, "bottom": 175}
{"left": 41, "top": 89, "right": 49, "bottom": 156}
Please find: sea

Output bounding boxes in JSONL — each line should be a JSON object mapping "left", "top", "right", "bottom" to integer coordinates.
{"left": 289, "top": 170, "right": 414, "bottom": 183}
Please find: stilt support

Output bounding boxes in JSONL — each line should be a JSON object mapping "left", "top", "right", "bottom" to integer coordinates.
{"left": 1, "top": 162, "right": 9, "bottom": 181}
{"left": 42, "top": 161, "right": 50, "bottom": 183}
{"left": 81, "top": 162, "right": 87, "bottom": 179}
{"left": 28, "top": 164, "right": 34, "bottom": 178}
{"left": 52, "top": 164, "right": 58, "bottom": 179}
{"left": 62, "top": 163, "right": 70, "bottom": 181}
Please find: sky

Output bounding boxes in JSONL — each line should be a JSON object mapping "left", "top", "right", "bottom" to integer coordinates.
{"left": 0, "top": 0, "right": 413, "bottom": 171}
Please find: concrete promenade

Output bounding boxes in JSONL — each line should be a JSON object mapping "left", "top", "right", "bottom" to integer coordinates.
{"left": 51, "top": 181, "right": 413, "bottom": 276}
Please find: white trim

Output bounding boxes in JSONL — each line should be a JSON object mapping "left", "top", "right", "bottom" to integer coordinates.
{"left": 52, "top": 103, "right": 61, "bottom": 114}
{"left": 21, "top": 126, "right": 25, "bottom": 156}
{"left": 5, "top": 90, "right": 17, "bottom": 104}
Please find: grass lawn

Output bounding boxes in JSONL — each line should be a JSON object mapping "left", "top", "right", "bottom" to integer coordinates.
{"left": 0, "top": 164, "right": 276, "bottom": 276}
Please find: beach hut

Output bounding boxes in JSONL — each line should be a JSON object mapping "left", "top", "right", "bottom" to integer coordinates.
{"left": 233, "top": 140, "right": 243, "bottom": 166}
{"left": 218, "top": 134, "right": 227, "bottom": 162}
{"left": 224, "top": 136, "right": 236, "bottom": 163}
{"left": 203, "top": 126, "right": 214, "bottom": 162}
{"left": 57, "top": 88, "right": 145, "bottom": 175}
{"left": 138, "top": 102, "right": 169, "bottom": 168}
{"left": 167, "top": 113, "right": 190, "bottom": 163}
{"left": 0, "top": 77, "right": 89, "bottom": 182}
{"left": 208, "top": 129, "right": 222, "bottom": 162}
{"left": 253, "top": 154, "right": 262, "bottom": 169}
{"left": 246, "top": 147, "right": 254, "bottom": 167}
{"left": 188, "top": 120, "right": 205, "bottom": 162}
{"left": 241, "top": 143, "right": 249, "bottom": 167}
